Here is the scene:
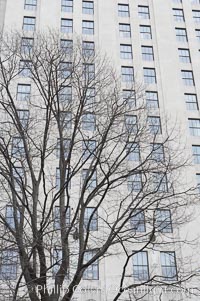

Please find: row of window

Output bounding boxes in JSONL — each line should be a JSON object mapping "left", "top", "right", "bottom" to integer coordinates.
{"left": 11, "top": 115, "right": 162, "bottom": 144}
{"left": 0, "top": 248, "right": 96, "bottom": 280}
{"left": 24, "top": 0, "right": 94, "bottom": 14}
{"left": 120, "top": 44, "right": 154, "bottom": 61}
{"left": 56, "top": 140, "right": 165, "bottom": 162}
{"left": 121, "top": 66, "right": 195, "bottom": 86}
{"left": 22, "top": 17, "right": 95, "bottom": 34}
{"left": 55, "top": 249, "right": 177, "bottom": 281}
{"left": 12, "top": 163, "right": 168, "bottom": 194}
{"left": 0, "top": 248, "right": 177, "bottom": 282}
{"left": 5, "top": 205, "right": 172, "bottom": 234}
{"left": 22, "top": 18, "right": 150, "bottom": 39}
{"left": 19, "top": 61, "right": 96, "bottom": 81}
{"left": 117, "top": 4, "right": 200, "bottom": 24}
{"left": 18, "top": 59, "right": 161, "bottom": 86}
{"left": 121, "top": 67, "right": 155, "bottom": 84}
{"left": 173, "top": 8, "right": 200, "bottom": 23}
{"left": 62, "top": 0, "right": 94, "bottom": 14}
{"left": 120, "top": 23, "right": 151, "bottom": 40}
{"left": 175, "top": 26, "right": 200, "bottom": 42}
{"left": 24, "top": 0, "right": 200, "bottom": 14}
{"left": 16, "top": 84, "right": 160, "bottom": 109}
{"left": 133, "top": 251, "right": 177, "bottom": 282}
{"left": 118, "top": 4, "right": 150, "bottom": 19}
{"left": 21, "top": 37, "right": 95, "bottom": 57}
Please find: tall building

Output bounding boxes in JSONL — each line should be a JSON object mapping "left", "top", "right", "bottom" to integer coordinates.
{"left": 0, "top": 0, "right": 200, "bottom": 301}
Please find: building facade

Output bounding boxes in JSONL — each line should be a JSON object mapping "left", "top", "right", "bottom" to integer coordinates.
{"left": 0, "top": 0, "right": 200, "bottom": 301}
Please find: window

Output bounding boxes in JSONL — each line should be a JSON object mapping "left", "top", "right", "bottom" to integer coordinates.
{"left": 148, "top": 116, "right": 162, "bottom": 134}
{"left": 185, "top": 93, "right": 198, "bottom": 110}
{"left": 5, "top": 206, "right": 20, "bottom": 229}
{"left": 56, "top": 168, "right": 71, "bottom": 190}
{"left": 83, "top": 1, "right": 94, "bottom": 14}
{"left": 126, "top": 143, "right": 140, "bottom": 161}
{"left": 82, "top": 20, "right": 94, "bottom": 35}
{"left": 181, "top": 70, "right": 195, "bottom": 86}
{"left": 13, "top": 167, "right": 24, "bottom": 192}
{"left": 140, "top": 25, "right": 152, "bottom": 39}
{"left": 19, "top": 60, "right": 32, "bottom": 77}
{"left": 141, "top": 46, "right": 154, "bottom": 61}
{"left": 56, "top": 168, "right": 60, "bottom": 190}
{"left": 146, "top": 91, "right": 159, "bottom": 108}
{"left": 151, "top": 143, "right": 164, "bottom": 161}
{"left": 61, "top": 19, "right": 73, "bottom": 33}
{"left": 138, "top": 6, "right": 150, "bottom": 19}
{"left": 133, "top": 251, "right": 149, "bottom": 281}
{"left": 195, "top": 29, "right": 200, "bottom": 41}
{"left": 173, "top": 9, "right": 184, "bottom": 22}
{"left": 17, "top": 109, "right": 29, "bottom": 128}
{"left": 193, "top": 10, "right": 200, "bottom": 22}
{"left": 121, "top": 66, "right": 134, "bottom": 82}
{"left": 83, "top": 250, "right": 99, "bottom": 280}
{"left": 82, "top": 41, "right": 95, "bottom": 57}
{"left": 58, "top": 86, "right": 72, "bottom": 104}
{"left": 118, "top": 4, "right": 129, "bottom": 17}
{"left": 160, "top": 252, "right": 177, "bottom": 281}
{"left": 131, "top": 210, "right": 145, "bottom": 232}
{"left": 17, "top": 84, "right": 31, "bottom": 101}
{"left": 175, "top": 28, "right": 187, "bottom": 42}
{"left": 178, "top": 48, "right": 191, "bottom": 63}
{"left": 52, "top": 248, "right": 62, "bottom": 276}
{"left": 156, "top": 209, "right": 173, "bottom": 233}
{"left": 24, "top": 0, "right": 37, "bottom": 10}
{"left": 123, "top": 90, "right": 136, "bottom": 108}
{"left": 12, "top": 138, "right": 25, "bottom": 158}
{"left": 85, "top": 87, "right": 95, "bottom": 106}
{"left": 196, "top": 174, "right": 200, "bottom": 193}
{"left": 83, "top": 64, "right": 95, "bottom": 81}
{"left": 52, "top": 248, "right": 69, "bottom": 278}
{"left": 60, "top": 39, "right": 73, "bottom": 55}
{"left": 21, "top": 37, "right": 33, "bottom": 54}
{"left": 192, "top": 145, "right": 200, "bottom": 163}
{"left": 189, "top": 119, "right": 200, "bottom": 136}
{"left": 120, "top": 44, "right": 133, "bottom": 59}
{"left": 125, "top": 115, "right": 137, "bottom": 133}
{"left": 119, "top": 23, "right": 131, "bottom": 38}
{"left": 60, "top": 62, "right": 72, "bottom": 79}
{"left": 82, "top": 140, "right": 96, "bottom": 160}
{"left": 143, "top": 68, "right": 156, "bottom": 84}
{"left": 82, "top": 169, "right": 97, "bottom": 189}
{"left": 84, "top": 208, "right": 98, "bottom": 231}
{"left": 82, "top": 113, "right": 96, "bottom": 131}
{"left": 54, "top": 206, "right": 70, "bottom": 229}
{"left": 23, "top": 16, "right": 36, "bottom": 31}
{"left": 128, "top": 174, "right": 142, "bottom": 192}
{"left": 60, "top": 111, "right": 72, "bottom": 129}
{"left": 153, "top": 173, "right": 168, "bottom": 192}
{"left": 61, "top": 0, "right": 73, "bottom": 12}
{"left": 0, "top": 250, "right": 18, "bottom": 280}
{"left": 56, "top": 138, "right": 70, "bottom": 158}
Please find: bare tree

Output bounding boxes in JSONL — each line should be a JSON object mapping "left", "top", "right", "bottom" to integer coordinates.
{"left": 0, "top": 32, "right": 198, "bottom": 301}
